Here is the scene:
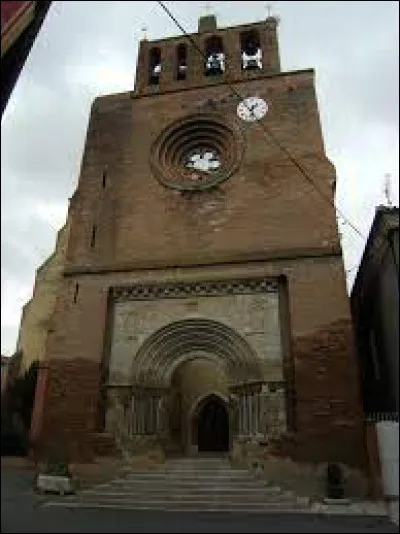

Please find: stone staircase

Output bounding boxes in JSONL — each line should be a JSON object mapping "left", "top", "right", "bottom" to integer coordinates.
{"left": 43, "top": 456, "right": 311, "bottom": 512}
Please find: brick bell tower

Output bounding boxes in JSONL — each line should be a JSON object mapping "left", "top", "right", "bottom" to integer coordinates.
{"left": 34, "top": 11, "right": 366, "bottom": 475}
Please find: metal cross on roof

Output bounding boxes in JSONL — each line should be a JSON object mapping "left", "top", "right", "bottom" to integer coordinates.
{"left": 384, "top": 173, "right": 393, "bottom": 207}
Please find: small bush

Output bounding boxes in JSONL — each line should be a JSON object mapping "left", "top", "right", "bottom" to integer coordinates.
{"left": 1, "top": 361, "right": 38, "bottom": 457}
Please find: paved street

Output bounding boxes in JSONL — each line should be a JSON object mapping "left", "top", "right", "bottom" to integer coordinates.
{"left": 1, "top": 468, "right": 398, "bottom": 533}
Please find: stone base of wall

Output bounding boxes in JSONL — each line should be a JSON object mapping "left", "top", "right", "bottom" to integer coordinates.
{"left": 108, "top": 433, "right": 165, "bottom": 470}
{"left": 230, "top": 439, "right": 369, "bottom": 500}
{"left": 89, "top": 432, "right": 118, "bottom": 458}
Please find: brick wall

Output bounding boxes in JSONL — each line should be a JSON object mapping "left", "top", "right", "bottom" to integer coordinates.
{"left": 65, "top": 70, "right": 337, "bottom": 273}
{"left": 35, "top": 358, "right": 103, "bottom": 461}
{"left": 34, "top": 20, "right": 365, "bottom": 468}
{"left": 36, "top": 256, "right": 365, "bottom": 466}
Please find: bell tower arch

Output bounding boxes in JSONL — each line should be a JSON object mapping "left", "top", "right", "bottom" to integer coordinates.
{"left": 134, "top": 13, "right": 281, "bottom": 96}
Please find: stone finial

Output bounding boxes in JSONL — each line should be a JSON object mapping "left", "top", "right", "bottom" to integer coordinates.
{"left": 141, "top": 26, "right": 148, "bottom": 41}
{"left": 198, "top": 14, "right": 217, "bottom": 33}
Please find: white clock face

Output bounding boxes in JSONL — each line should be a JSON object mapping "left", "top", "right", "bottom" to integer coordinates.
{"left": 236, "top": 96, "right": 268, "bottom": 122}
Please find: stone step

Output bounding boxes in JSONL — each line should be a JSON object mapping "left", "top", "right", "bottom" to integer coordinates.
{"left": 74, "top": 495, "right": 303, "bottom": 506}
{"left": 165, "top": 464, "right": 235, "bottom": 468}
{"left": 119, "top": 478, "right": 264, "bottom": 486}
{"left": 44, "top": 498, "right": 309, "bottom": 512}
{"left": 166, "top": 456, "right": 230, "bottom": 461}
{"left": 95, "top": 480, "right": 277, "bottom": 491}
{"left": 165, "top": 460, "right": 232, "bottom": 468}
{"left": 122, "top": 471, "right": 258, "bottom": 480}
{"left": 80, "top": 488, "right": 290, "bottom": 500}
{"left": 43, "top": 457, "right": 311, "bottom": 514}
{"left": 164, "top": 466, "right": 237, "bottom": 472}
{"left": 165, "top": 460, "right": 232, "bottom": 469}
{"left": 161, "top": 467, "right": 249, "bottom": 476}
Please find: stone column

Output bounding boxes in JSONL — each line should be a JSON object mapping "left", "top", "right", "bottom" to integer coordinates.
{"left": 139, "top": 397, "right": 144, "bottom": 434}
{"left": 248, "top": 393, "right": 253, "bottom": 435}
{"left": 259, "top": 384, "right": 269, "bottom": 438}
{"left": 150, "top": 396, "right": 155, "bottom": 434}
{"left": 136, "top": 397, "right": 141, "bottom": 434}
{"left": 156, "top": 397, "right": 162, "bottom": 432}
{"left": 229, "top": 394, "right": 239, "bottom": 437}
{"left": 144, "top": 397, "right": 149, "bottom": 434}
{"left": 231, "top": 387, "right": 265, "bottom": 439}
{"left": 237, "top": 395, "right": 243, "bottom": 436}
{"left": 130, "top": 395, "right": 136, "bottom": 437}
{"left": 253, "top": 392, "right": 259, "bottom": 436}
{"left": 146, "top": 395, "right": 153, "bottom": 434}
{"left": 256, "top": 392, "right": 261, "bottom": 436}
{"left": 152, "top": 396, "right": 157, "bottom": 434}
{"left": 240, "top": 395, "right": 245, "bottom": 436}
{"left": 244, "top": 394, "right": 249, "bottom": 435}
{"left": 236, "top": 394, "right": 241, "bottom": 436}
{"left": 156, "top": 395, "right": 168, "bottom": 433}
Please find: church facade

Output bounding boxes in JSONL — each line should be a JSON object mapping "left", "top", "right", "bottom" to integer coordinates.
{"left": 33, "top": 14, "right": 366, "bottom": 470}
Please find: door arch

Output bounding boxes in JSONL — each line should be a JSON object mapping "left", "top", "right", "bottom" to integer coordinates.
{"left": 191, "top": 393, "right": 230, "bottom": 453}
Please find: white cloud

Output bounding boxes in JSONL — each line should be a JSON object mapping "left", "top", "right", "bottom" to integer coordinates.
{"left": 34, "top": 200, "right": 68, "bottom": 230}
{"left": 1, "top": 1, "right": 399, "bottom": 354}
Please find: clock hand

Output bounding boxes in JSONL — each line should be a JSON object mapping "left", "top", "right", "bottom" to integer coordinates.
{"left": 249, "top": 103, "right": 259, "bottom": 115}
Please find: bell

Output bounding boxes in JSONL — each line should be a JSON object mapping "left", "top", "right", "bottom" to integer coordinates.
{"left": 242, "top": 50, "right": 262, "bottom": 70}
{"left": 206, "top": 54, "right": 223, "bottom": 75}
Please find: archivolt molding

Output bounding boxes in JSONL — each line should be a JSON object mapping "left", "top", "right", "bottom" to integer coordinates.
{"left": 131, "top": 318, "right": 263, "bottom": 388}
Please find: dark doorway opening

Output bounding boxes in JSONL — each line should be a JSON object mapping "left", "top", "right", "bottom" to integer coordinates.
{"left": 197, "top": 397, "right": 229, "bottom": 452}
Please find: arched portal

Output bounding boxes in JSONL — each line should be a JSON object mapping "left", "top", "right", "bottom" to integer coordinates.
{"left": 193, "top": 393, "right": 229, "bottom": 453}
{"left": 128, "top": 319, "right": 266, "bottom": 455}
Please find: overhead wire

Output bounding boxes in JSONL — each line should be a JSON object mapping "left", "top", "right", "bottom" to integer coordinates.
{"left": 156, "top": 0, "right": 367, "bottom": 242}
{"left": 155, "top": 1, "right": 397, "bottom": 283}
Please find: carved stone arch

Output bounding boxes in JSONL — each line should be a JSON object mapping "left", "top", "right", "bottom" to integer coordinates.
{"left": 131, "top": 318, "right": 263, "bottom": 388}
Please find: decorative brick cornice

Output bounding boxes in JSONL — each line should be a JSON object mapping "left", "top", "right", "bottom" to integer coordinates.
{"left": 63, "top": 248, "right": 342, "bottom": 277}
{"left": 112, "top": 277, "right": 278, "bottom": 302}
